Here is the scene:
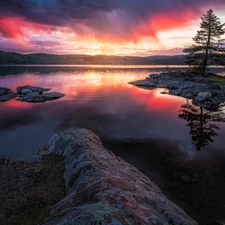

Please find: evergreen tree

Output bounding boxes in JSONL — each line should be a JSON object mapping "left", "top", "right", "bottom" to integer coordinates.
{"left": 183, "top": 9, "right": 225, "bottom": 76}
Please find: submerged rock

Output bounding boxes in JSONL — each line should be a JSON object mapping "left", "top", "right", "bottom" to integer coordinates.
{"left": 0, "top": 87, "right": 17, "bottom": 102}
{"left": 39, "top": 128, "right": 197, "bottom": 225}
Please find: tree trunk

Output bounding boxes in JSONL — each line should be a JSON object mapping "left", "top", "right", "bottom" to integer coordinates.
{"left": 201, "top": 15, "right": 212, "bottom": 77}
{"left": 201, "top": 58, "right": 207, "bottom": 76}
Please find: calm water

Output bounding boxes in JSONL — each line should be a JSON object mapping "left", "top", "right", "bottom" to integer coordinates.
{"left": 0, "top": 65, "right": 225, "bottom": 161}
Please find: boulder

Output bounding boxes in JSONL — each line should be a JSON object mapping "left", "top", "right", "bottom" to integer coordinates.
{"left": 39, "top": 128, "right": 197, "bottom": 225}
{"left": 0, "top": 87, "right": 12, "bottom": 95}
{"left": 196, "top": 91, "right": 212, "bottom": 102}
{"left": 17, "top": 92, "right": 64, "bottom": 102}
{"left": 21, "top": 88, "right": 32, "bottom": 95}
{"left": 0, "top": 87, "right": 17, "bottom": 102}
{"left": 17, "top": 85, "right": 51, "bottom": 94}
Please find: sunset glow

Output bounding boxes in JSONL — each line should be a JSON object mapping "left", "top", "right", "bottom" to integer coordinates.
{"left": 0, "top": 69, "right": 185, "bottom": 113}
{"left": 0, "top": 0, "right": 225, "bottom": 56}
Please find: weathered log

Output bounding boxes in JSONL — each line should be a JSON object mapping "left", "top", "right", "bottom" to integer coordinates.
{"left": 39, "top": 128, "right": 197, "bottom": 225}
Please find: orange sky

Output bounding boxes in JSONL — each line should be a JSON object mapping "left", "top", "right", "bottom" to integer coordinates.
{"left": 0, "top": 1, "right": 225, "bottom": 56}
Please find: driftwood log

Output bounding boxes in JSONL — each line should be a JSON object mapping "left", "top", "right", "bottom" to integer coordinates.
{"left": 39, "top": 128, "right": 197, "bottom": 225}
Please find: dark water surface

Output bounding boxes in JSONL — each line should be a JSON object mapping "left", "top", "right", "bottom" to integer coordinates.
{"left": 0, "top": 65, "right": 225, "bottom": 161}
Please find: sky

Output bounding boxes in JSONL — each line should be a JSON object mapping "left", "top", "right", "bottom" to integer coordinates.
{"left": 0, "top": 0, "right": 225, "bottom": 56}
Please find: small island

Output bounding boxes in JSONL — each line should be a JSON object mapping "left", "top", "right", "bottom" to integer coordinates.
{"left": 129, "top": 71, "right": 225, "bottom": 110}
{"left": 0, "top": 85, "right": 64, "bottom": 103}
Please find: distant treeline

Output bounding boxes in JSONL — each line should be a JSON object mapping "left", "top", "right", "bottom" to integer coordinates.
{"left": 0, "top": 51, "right": 185, "bottom": 65}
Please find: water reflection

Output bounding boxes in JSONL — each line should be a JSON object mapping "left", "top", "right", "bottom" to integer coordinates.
{"left": 0, "top": 66, "right": 225, "bottom": 160}
{"left": 178, "top": 101, "right": 225, "bottom": 151}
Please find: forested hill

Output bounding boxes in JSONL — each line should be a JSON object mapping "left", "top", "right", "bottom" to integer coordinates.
{"left": 0, "top": 51, "right": 185, "bottom": 65}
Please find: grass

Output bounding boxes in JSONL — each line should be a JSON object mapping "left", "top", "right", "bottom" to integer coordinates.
{"left": 207, "top": 75, "right": 225, "bottom": 84}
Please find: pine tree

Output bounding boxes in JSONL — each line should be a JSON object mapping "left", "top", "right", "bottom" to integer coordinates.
{"left": 183, "top": 9, "right": 225, "bottom": 76}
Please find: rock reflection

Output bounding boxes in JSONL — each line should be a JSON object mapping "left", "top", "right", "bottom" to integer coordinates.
{"left": 178, "top": 100, "right": 225, "bottom": 151}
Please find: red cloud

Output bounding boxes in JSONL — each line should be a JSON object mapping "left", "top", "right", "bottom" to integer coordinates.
{"left": 0, "top": 0, "right": 224, "bottom": 54}
{"left": 150, "top": 10, "right": 196, "bottom": 32}
{"left": 75, "top": 9, "right": 198, "bottom": 43}
{"left": 0, "top": 17, "right": 25, "bottom": 38}
{"left": 0, "top": 17, "right": 57, "bottom": 40}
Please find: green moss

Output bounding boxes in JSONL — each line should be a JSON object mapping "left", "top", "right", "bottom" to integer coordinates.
{"left": 208, "top": 76, "right": 225, "bottom": 84}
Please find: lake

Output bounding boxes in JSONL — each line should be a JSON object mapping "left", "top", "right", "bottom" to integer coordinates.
{"left": 0, "top": 65, "right": 225, "bottom": 162}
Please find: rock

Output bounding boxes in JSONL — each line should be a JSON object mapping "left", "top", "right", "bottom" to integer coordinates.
{"left": 160, "top": 91, "right": 168, "bottom": 94}
{"left": 42, "top": 92, "right": 65, "bottom": 100}
{"left": 167, "top": 81, "right": 181, "bottom": 89}
{"left": 0, "top": 87, "right": 17, "bottom": 102}
{"left": 21, "top": 88, "right": 32, "bottom": 95}
{"left": 17, "top": 85, "right": 51, "bottom": 94}
{"left": 17, "top": 92, "right": 64, "bottom": 102}
{"left": 0, "top": 93, "right": 17, "bottom": 102}
{"left": 196, "top": 91, "right": 212, "bottom": 102}
{"left": 15, "top": 85, "right": 64, "bottom": 103}
{"left": 0, "top": 85, "right": 63, "bottom": 103}
{"left": 17, "top": 92, "right": 42, "bottom": 102}
{"left": 39, "top": 128, "right": 197, "bottom": 225}
{"left": 0, "top": 87, "right": 12, "bottom": 95}
{"left": 171, "top": 89, "right": 182, "bottom": 96}
{"left": 182, "top": 92, "right": 195, "bottom": 99}
{"left": 206, "top": 84, "right": 220, "bottom": 90}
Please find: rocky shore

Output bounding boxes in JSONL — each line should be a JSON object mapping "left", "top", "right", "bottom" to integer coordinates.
{"left": 1, "top": 129, "right": 225, "bottom": 224}
{"left": 0, "top": 85, "right": 64, "bottom": 103}
{"left": 129, "top": 72, "right": 225, "bottom": 110}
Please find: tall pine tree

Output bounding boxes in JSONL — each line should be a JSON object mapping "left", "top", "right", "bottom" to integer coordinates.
{"left": 183, "top": 9, "right": 225, "bottom": 76}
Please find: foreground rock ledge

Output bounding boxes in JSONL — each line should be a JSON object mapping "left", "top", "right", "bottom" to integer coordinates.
{"left": 39, "top": 128, "right": 197, "bottom": 225}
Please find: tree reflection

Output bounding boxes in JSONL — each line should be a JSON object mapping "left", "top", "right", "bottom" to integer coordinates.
{"left": 178, "top": 101, "right": 225, "bottom": 151}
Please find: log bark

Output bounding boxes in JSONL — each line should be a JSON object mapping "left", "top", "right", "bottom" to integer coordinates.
{"left": 39, "top": 128, "right": 197, "bottom": 225}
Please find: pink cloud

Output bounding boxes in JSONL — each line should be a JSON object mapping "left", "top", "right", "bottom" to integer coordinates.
{"left": 0, "top": 0, "right": 225, "bottom": 54}
{"left": 0, "top": 17, "right": 25, "bottom": 39}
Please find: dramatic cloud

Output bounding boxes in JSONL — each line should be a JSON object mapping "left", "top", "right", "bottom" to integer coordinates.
{"left": 0, "top": 0, "right": 225, "bottom": 54}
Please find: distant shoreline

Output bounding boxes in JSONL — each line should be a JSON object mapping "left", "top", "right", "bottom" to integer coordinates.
{"left": 1, "top": 64, "right": 224, "bottom": 68}
{"left": 0, "top": 64, "right": 188, "bottom": 68}
{"left": 0, "top": 51, "right": 185, "bottom": 65}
